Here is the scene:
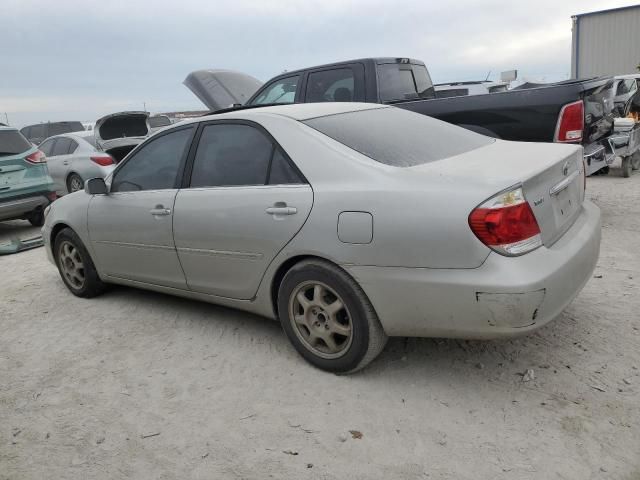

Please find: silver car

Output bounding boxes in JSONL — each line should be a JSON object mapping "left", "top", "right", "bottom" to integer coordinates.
{"left": 38, "top": 131, "right": 116, "bottom": 195}
{"left": 43, "top": 103, "right": 601, "bottom": 373}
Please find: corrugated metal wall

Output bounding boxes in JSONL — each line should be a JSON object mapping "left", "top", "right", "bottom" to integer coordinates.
{"left": 571, "top": 6, "right": 640, "bottom": 78}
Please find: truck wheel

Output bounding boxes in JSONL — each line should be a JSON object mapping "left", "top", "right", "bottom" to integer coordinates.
{"left": 622, "top": 156, "right": 632, "bottom": 178}
{"left": 632, "top": 151, "right": 640, "bottom": 171}
{"left": 277, "top": 259, "right": 387, "bottom": 374}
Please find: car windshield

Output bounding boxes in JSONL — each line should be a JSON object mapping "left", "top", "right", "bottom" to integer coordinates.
{"left": 0, "top": 130, "right": 32, "bottom": 156}
{"left": 303, "top": 107, "right": 494, "bottom": 167}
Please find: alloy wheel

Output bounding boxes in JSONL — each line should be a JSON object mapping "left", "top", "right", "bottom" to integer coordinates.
{"left": 58, "top": 241, "right": 85, "bottom": 289}
{"left": 288, "top": 281, "right": 353, "bottom": 359}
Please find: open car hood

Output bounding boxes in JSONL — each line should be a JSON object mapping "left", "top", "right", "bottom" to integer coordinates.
{"left": 183, "top": 69, "right": 263, "bottom": 111}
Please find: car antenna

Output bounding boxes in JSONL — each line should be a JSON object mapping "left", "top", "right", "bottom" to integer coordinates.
{"left": 485, "top": 71, "right": 492, "bottom": 81}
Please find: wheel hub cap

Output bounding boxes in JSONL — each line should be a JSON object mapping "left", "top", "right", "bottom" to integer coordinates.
{"left": 58, "top": 241, "right": 85, "bottom": 289}
{"left": 288, "top": 281, "right": 353, "bottom": 359}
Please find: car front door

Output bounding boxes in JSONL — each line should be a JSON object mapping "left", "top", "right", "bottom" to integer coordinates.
{"left": 87, "top": 125, "right": 196, "bottom": 288}
{"left": 173, "top": 121, "right": 313, "bottom": 300}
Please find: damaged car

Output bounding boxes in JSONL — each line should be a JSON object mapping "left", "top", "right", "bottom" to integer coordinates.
{"left": 43, "top": 103, "right": 601, "bottom": 373}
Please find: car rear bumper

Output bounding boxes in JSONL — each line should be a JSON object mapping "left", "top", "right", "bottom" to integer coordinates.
{"left": 0, "top": 191, "right": 52, "bottom": 222}
{"left": 344, "top": 200, "right": 601, "bottom": 338}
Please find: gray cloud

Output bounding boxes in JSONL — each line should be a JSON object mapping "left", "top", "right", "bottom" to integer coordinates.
{"left": 1, "top": 0, "right": 634, "bottom": 126}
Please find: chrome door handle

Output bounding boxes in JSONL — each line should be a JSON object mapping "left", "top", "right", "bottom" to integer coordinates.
{"left": 150, "top": 207, "right": 171, "bottom": 216}
{"left": 266, "top": 206, "right": 297, "bottom": 215}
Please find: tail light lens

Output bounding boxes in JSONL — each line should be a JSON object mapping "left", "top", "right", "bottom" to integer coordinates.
{"left": 47, "top": 192, "right": 58, "bottom": 202}
{"left": 90, "top": 155, "right": 115, "bottom": 166}
{"left": 469, "top": 187, "right": 542, "bottom": 256}
{"left": 554, "top": 100, "right": 584, "bottom": 143}
{"left": 25, "top": 150, "right": 46, "bottom": 164}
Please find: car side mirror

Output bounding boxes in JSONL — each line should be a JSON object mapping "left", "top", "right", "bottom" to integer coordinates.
{"left": 85, "top": 177, "right": 108, "bottom": 195}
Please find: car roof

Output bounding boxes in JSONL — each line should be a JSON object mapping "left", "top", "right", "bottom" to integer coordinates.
{"left": 193, "top": 102, "right": 387, "bottom": 123}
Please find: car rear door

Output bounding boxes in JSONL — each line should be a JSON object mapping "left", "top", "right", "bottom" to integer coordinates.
{"left": 87, "top": 125, "right": 196, "bottom": 288}
{"left": 46, "top": 137, "right": 73, "bottom": 192}
{"left": 173, "top": 121, "right": 313, "bottom": 300}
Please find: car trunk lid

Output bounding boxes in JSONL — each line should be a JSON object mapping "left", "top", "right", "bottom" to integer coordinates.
{"left": 408, "top": 140, "right": 585, "bottom": 248}
{"left": 183, "top": 69, "right": 263, "bottom": 111}
{"left": 95, "top": 111, "right": 150, "bottom": 162}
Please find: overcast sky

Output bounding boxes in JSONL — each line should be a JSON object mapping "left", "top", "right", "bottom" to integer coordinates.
{"left": 1, "top": 0, "right": 637, "bottom": 126}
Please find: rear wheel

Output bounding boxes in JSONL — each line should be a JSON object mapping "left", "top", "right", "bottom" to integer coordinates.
{"left": 622, "top": 156, "right": 632, "bottom": 178}
{"left": 277, "top": 259, "right": 387, "bottom": 373}
{"left": 54, "top": 228, "right": 107, "bottom": 298}
{"left": 27, "top": 209, "right": 44, "bottom": 227}
{"left": 67, "top": 173, "right": 84, "bottom": 193}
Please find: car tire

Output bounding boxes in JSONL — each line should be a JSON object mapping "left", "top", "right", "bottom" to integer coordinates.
{"left": 53, "top": 227, "right": 107, "bottom": 298}
{"left": 27, "top": 209, "right": 45, "bottom": 227}
{"left": 277, "top": 259, "right": 387, "bottom": 374}
{"left": 622, "top": 156, "right": 632, "bottom": 178}
{"left": 67, "top": 173, "right": 84, "bottom": 193}
{"left": 632, "top": 151, "right": 640, "bottom": 171}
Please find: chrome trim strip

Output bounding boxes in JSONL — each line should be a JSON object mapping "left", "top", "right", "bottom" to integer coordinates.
{"left": 177, "top": 247, "right": 263, "bottom": 260}
{"left": 95, "top": 240, "right": 174, "bottom": 251}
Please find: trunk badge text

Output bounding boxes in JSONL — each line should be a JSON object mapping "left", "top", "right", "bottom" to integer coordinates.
{"left": 534, "top": 198, "right": 544, "bottom": 206}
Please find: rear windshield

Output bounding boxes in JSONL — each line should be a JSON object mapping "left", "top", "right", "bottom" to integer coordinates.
{"left": 0, "top": 130, "right": 32, "bottom": 156}
{"left": 148, "top": 116, "right": 172, "bottom": 128}
{"left": 48, "top": 122, "right": 85, "bottom": 136}
{"left": 303, "top": 107, "right": 494, "bottom": 167}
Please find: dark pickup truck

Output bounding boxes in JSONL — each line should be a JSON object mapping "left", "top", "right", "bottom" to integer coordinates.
{"left": 184, "top": 57, "right": 617, "bottom": 175}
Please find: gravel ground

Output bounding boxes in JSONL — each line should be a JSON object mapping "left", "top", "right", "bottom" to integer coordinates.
{"left": 1, "top": 165, "right": 639, "bottom": 480}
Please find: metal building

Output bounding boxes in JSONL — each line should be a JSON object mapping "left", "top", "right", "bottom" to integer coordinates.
{"left": 571, "top": 4, "right": 640, "bottom": 78}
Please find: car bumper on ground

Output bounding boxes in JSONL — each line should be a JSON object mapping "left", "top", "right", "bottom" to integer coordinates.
{"left": 0, "top": 192, "right": 52, "bottom": 222}
{"left": 345, "top": 200, "right": 601, "bottom": 339}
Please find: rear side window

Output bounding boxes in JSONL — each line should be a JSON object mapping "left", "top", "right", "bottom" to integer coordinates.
{"left": 251, "top": 76, "right": 299, "bottom": 105}
{"left": 51, "top": 137, "right": 72, "bottom": 156}
{"left": 0, "top": 130, "right": 33, "bottom": 156}
{"left": 303, "top": 107, "right": 494, "bottom": 167}
{"left": 67, "top": 139, "right": 79, "bottom": 154}
{"left": 190, "top": 124, "right": 273, "bottom": 187}
{"left": 306, "top": 68, "right": 361, "bottom": 102}
{"left": 268, "top": 149, "right": 303, "bottom": 184}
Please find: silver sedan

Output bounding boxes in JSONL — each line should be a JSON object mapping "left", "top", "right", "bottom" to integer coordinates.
{"left": 38, "top": 131, "right": 115, "bottom": 195}
{"left": 43, "top": 103, "right": 601, "bottom": 373}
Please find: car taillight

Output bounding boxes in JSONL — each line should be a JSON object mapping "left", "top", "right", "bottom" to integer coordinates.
{"left": 469, "top": 186, "right": 542, "bottom": 256}
{"left": 90, "top": 155, "right": 115, "bottom": 166}
{"left": 554, "top": 100, "right": 584, "bottom": 143}
{"left": 25, "top": 150, "right": 46, "bottom": 164}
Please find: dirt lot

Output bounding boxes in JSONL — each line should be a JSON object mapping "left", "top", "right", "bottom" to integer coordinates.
{"left": 1, "top": 165, "right": 639, "bottom": 480}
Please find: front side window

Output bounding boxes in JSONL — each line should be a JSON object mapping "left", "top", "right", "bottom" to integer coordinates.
{"left": 111, "top": 127, "right": 194, "bottom": 192}
{"left": 190, "top": 124, "right": 274, "bottom": 187}
{"left": 51, "top": 137, "right": 72, "bottom": 156}
{"left": 306, "top": 68, "right": 357, "bottom": 102}
{"left": 251, "top": 76, "right": 299, "bottom": 105}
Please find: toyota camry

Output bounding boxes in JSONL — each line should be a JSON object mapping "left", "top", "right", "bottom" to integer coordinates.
{"left": 43, "top": 103, "right": 601, "bottom": 373}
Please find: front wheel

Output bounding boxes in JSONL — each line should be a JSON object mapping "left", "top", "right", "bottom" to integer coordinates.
{"left": 622, "top": 156, "right": 632, "bottom": 178}
{"left": 277, "top": 259, "right": 387, "bottom": 373}
{"left": 53, "top": 227, "right": 107, "bottom": 298}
